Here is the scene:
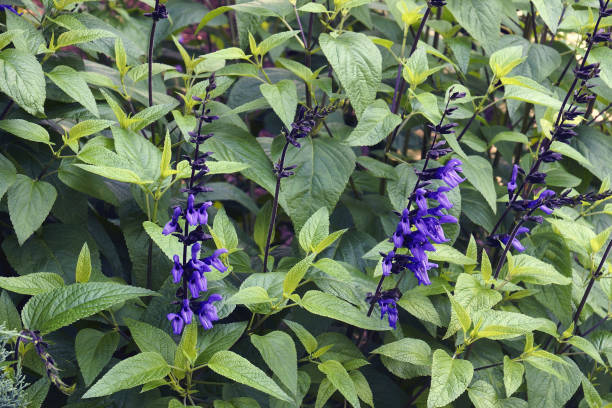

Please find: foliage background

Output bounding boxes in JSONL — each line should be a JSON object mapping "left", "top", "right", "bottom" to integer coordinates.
{"left": 0, "top": 0, "right": 611, "bottom": 406}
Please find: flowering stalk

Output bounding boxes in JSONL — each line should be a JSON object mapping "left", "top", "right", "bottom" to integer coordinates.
{"left": 367, "top": 89, "right": 466, "bottom": 327}
{"left": 262, "top": 105, "right": 335, "bottom": 272}
{"left": 489, "top": 0, "right": 611, "bottom": 240}
{"left": 161, "top": 74, "right": 226, "bottom": 335}
{"left": 145, "top": 0, "right": 168, "bottom": 136}
{"left": 16, "top": 330, "right": 75, "bottom": 395}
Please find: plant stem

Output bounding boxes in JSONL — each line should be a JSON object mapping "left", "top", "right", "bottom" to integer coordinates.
{"left": 571, "top": 239, "right": 612, "bottom": 331}
{"left": 0, "top": 100, "right": 13, "bottom": 120}
{"left": 262, "top": 141, "right": 290, "bottom": 272}
{"left": 147, "top": 0, "right": 160, "bottom": 118}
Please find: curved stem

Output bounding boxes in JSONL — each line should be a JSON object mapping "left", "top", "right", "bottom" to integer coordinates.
{"left": 262, "top": 141, "right": 290, "bottom": 272}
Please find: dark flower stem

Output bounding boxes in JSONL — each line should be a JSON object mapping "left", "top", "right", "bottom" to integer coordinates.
{"left": 489, "top": 3, "right": 608, "bottom": 238}
{"left": 367, "top": 101, "right": 451, "bottom": 317}
{"left": 570, "top": 239, "right": 612, "bottom": 331}
{"left": 0, "top": 100, "right": 13, "bottom": 120}
{"left": 381, "top": 5, "right": 434, "bottom": 195}
{"left": 262, "top": 141, "right": 290, "bottom": 272}
{"left": 147, "top": 0, "right": 159, "bottom": 112}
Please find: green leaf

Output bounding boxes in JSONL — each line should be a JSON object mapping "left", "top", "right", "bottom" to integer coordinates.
{"left": 319, "top": 32, "right": 381, "bottom": 119}
{"left": 312, "top": 258, "right": 351, "bottom": 281}
{"left": 504, "top": 85, "right": 561, "bottom": 110}
{"left": 46, "top": 65, "right": 99, "bottom": 117}
{"left": 525, "top": 356, "right": 581, "bottom": 408}
{"left": 318, "top": 360, "right": 360, "bottom": 408}
{"left": 298, "top": 2, "right": 327, "bottom": 12}
{"left": 75, "top": 242, "right": 91, "bottom": 283}
{"left": 566, "top": 336, "right": 605, "bottom": 366}
{"left": 231, "top": 0, "right": 293, "bottom": 17}
{"left": 0, "top": 153, "right": 16, "bottom": 200}
{"left": 0, "top": 290, "right": 22, "bottom": 331}
{"left": 386, "top": 163, "right": 418, "bottom": 212}
{"left": 21, "top": 282, "right": 156, "bottom": 333}
{"left": 258, "top": 30, "right": 299, "bottom": 56}
{"left": 444, "top": 274, "right": 501, "bottom": 339}
{"left": 56, "top": 29, "right": 115, "bottom": 48}
{"left": 75, "top": 329, "right": 119, "bottom": 386}
{"left": 472, "top": 310, "right": 551, "bottom": 340}
{"left": 0, "top": 119, "right": 50, "bottom": 145}
{"left": 299, "top": 207, "right": 329, "bottom": 254}
{"left": 446, "top": 289, "right": 471, "bottom": 334}
{"left": 74, "top": 164, "right": 151, "bottom": 185}
{"left": 301, "top": 290, "right": 392, "bottom": 331}
{"left": 284, "top": 319, "right": 318, "bottom": 354}
{"left": 0, "top": 49, "right": 45, "bottom": 116}
{"left": 196, "top": 321, "right": 247, "bottom": 365}
{"left": 467, "top": 380, "right": 527, "bottom": 408}
{"left": 507, "top": 254, "right": 571, "bottom": 285}
{"left": 315, "top": 378, "right": 335, "bottom": 408}
{"left": 24, "top": 378, "right": 50, "bottom": 408}
{"left": 211, "top": 206, "right": 239, "bottom": 252}
{"left": 428, "top": 349, "right": 474, "bottom": 408}
{"left": 227, "top": 286, "right": 274, "bottom": 305}
{"left": 549, "top": 141, "right": 591, "bottom": 169}
{"left": 207, "top": 161, "right": 250, "bottom": 175}
{"left": 397, "top": 293, "right": 442, "bottom": 326}
{"left": 196, "top": 6, "right": 232, "bottom": 33}
{"left": 313, "top": 229, "right": 347, "bottom": 254}
{"left": 581, "top": 376, "right": 603, "bottom": 408}
{"left": 460, "top": 155, "right": 497, "bottom": 212}
{"left": 349, "top": 371, "right": 373, "bottom": 408}
{"left": 208, "top": 351, "right": 293, "bottom": 402}
{"left": 131, "top": 103, "right": 177, "bottom": 132}
{"left": 0, "top": 272, "right": 64, "bottom": 295}
{"left": 83, "top": 352, "right": 170, "bottom": 398}
{"left": 260, "top": 80, "right": 297, "bottom": 129}
{"left": 8, "top": 175, "right": 57, "bottom": 245}
{"left": 175, "top": 323, "right": 198, "bottom": 375}
{"left": 445, "top": 0, "right": 502, "bottom": 46}
{"left": 252, "top": 331, "right": 298, "bottom": 395}
{"left": 489, "top": 131, "right": 528, "bottom": 146}
{"left": 503, "top": 356, "right": 524, "bottom": 397}
{"left": 283, "top": 254, "right": 315, "bottom": 296}
{"left": 429, "top": 244, "right": 478, "bottom": 265}
{"left": 531, "top": 0, "right": 563, "bottom": 33}
{"left": 142, "top": 221, "right": 185, "bottom": 262}
{"left": 125, "top": 318, "right": 177, "bottom": 365}
{"left": 276, "top": 136, "right": 355, "bottom": 230}
{"left": 355, "top": 156, "right": 396, "bottom": 179}
{"left": 371, "top": 338, "right": 431, "bottom": 366}
{"left": 68, "top": 120, "right": 114, "bottom": 144}
{"left": 489, "top": 46, "right": 525, "bottom": 78}
{"left": 277, "top": 57, "right": 314, "bottom": 82}
{"left": 344, "top": 99, "right": 402, "bottom": 146}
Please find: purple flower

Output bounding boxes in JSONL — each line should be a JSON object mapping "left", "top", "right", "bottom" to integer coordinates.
{"left": 413, "top": 216, "right": 449, "bottom": 244}
{"left": 392, "top": 225, "right": 404, "bottom": 248}
{"left": 188, "top": 270, "right": 207, "bottom": 298}
{"left": 379, "top": 298, "right": 399, "bottom": 329}
{"left": 500, "top": 226, "right": 530, "bottom": 252}
{"left": 162, "top": 207, "right": 183, "bottom": 235}
{"left": 382, "top": 251, "right": 395, "bottom": 276}
{"left": 427, "top": 186, "right": 453, "bottom": 209}
{"left": 167, "top": 313, "right": 185, "bottom": 335}
{"left": 197, "top": 201, "right": 213, "bottom": 225}
{"left": 186, "top": 194, "right": 198, "bottom": 226}
{"left": 198, "top": 294, "right": 222, "bottom": 330}
{"left": 435, "top": 159, "right": 465, "bottom": 188}
{"left": 414, "top": 188, "right": 429, "bottom": 216}
{"left": 180, "top": 299, "right": 193, "bottom": 324}
{"left": 508, "top": 164, "right": 519, "bottom": 195}
{"left": 0, "top": 5, "right": 22, "bottom": 15}
{"left": 171, "top": 255, "right": 183, "bottom": 283}
{"left": 204, "top": 248, "right": 228, "bottom": 272}
{"left": 399, "top": 209, "right": 411, "bottom": 234}
{"left": 406, "top": 257, "right": 437, "bottom": 285}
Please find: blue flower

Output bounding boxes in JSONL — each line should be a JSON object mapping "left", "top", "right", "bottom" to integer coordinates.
{"left": 435, "top": 158, "right": 465, "bottom": 188}
{"left": 162, "top": 207, "right": 182, "bottom": 235}
{"left": 413, "top": 217, "right": 449, "bottom": 244}
{"left": 167, "top": 313, "right": 185, "bottom": 335}
{"left": 379, "top": 298, "right": 398, "bottom": 329}
{"left": 382, "top": 251, "right": 395, "bottom": 276}
{"left": 198, "top": 294, "right": 222, "bottom": 330}
{"left": 508, "top": 164, "right": 519, "bottom": 195}
{"left": 427, "top": 186, "right": 453, "bottom": 209}
{"left": 0, "top": 5, "right": 22, "bottom": 15}
{"left": 180, "top": 299, "right": 193, "bottom": 324}
{"left": 188, "top": 270, "right": 207, "bottom": 298}
{"left": 197, "top": 201, "right": 213, "bottom": 225}
{"left": 204, "top": 248, "right": 228, "bottom": 272}
{"left": 171, "top": 255, "right": 183, "bottom": 283}
{"left": 500, "top": 226, "right": 530, "bottom": 252}
{"left": 185, "top": 194, "right": 198, "bottom": 226}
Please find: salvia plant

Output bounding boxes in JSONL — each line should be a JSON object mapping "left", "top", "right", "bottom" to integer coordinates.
{"left": 0, "top": 0, "right": 611, "bottom": 406}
